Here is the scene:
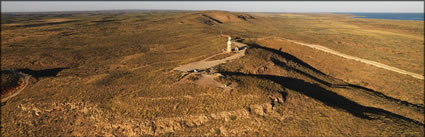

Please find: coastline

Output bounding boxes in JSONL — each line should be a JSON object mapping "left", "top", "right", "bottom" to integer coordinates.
{"left": 339, "top": 12, "right": 424, "bottom": 21}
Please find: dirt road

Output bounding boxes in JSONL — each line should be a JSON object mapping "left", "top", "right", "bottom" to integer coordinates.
{"left": 274, "top": 38, "right": 424, "bottom": 80}
{"left": 1, "top": 71, "right": 29, "bottom": 103}
{"left": 174, "top": 42, "right": 247, "bottom": 72}
{"left": 173, "top": 42, "right": 247, "bottom": 89}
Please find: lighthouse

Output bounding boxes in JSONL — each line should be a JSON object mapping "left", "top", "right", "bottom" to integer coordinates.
{"left": 227, "top": 37, "right": 232, "bottom": 52}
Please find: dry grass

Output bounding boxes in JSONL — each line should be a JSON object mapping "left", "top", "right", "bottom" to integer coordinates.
{"left": 1, "top": 11, "right": 423, "bottom": 136}
{"left": 256, "top": 39, "right": 424, "bottom": 105}
{"left": 216, "top": 44, "right": 423, "bottom": 136}
{"left": 222, "top": 13, "right": 424, "bottom": 75}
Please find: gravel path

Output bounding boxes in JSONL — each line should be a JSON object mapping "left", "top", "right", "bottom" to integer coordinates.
{"left": 276, "top": 38, "right": 424, "bottom": 80}
{"left": 174, "top": 42, "right": 247, "bottom": 72}
{"left": 1, "top": 71, "right": 29, "bottom": 103}
{"left": 173, "top": 42, "right": 247, "bottom": 89}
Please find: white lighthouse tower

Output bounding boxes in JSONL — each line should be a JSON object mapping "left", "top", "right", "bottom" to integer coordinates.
{"left": 227, "top": 37, "right": 232, "bottom": 52}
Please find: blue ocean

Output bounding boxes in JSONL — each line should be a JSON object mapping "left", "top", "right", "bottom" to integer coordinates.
{"left": 341, "top": 13, "right": 424, "bottom": 21}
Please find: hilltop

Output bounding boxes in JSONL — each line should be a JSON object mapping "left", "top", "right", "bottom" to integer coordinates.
{"left": 1, "top": 10, "right": 423, "bottom": 136}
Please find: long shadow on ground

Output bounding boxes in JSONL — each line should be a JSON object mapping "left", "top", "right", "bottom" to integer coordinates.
{"left": 221, "top": 71, "right": 423, "bottom": 126}
{"left": 219, "top": 42, "right": 424, "bottom": 125}
{"left": 270, "top": 56, "right": 425, "bottom": 112}
{"left": 247, "top": 43, "right": 424, "bottom": 111}
{"left": 13, "top": 20, "right": 80, "bottom": 28}
{"left": 247, "top": 43, "right": 330, "bottom": 76}
{"left": 16, "top": 67, "right": 69, "bottom": 80}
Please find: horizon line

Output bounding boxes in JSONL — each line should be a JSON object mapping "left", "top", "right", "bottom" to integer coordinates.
{"left": 1, "top": 9, "right": 424, "bottom": 14}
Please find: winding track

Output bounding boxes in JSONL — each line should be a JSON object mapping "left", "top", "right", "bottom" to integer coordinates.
{"left": 173, "top": 42, "right": 247, "bottom": 89}
{"left": 1, "top": 71, "right": 29, "bottom": 103}
{"left": 272, "top": 37, "right": 424, "bottom": 80}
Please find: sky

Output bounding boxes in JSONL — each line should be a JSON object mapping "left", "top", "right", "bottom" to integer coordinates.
{"left": 1, "top": 1, "right": 424, "bottom": 13}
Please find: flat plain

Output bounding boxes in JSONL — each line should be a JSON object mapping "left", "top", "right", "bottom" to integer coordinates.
{"left": 1, "top": 10, "right": 424, "bottom": 136}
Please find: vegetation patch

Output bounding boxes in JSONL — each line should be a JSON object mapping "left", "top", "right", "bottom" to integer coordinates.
{"left": 1, "top": 70, "right": 23, "bottom": 95}
{"left": 1, "top": 10, "right": 423, "bottom": 136}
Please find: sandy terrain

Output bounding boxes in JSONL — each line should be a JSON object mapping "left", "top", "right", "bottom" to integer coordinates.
{"left": 1, "top": 11, "right": 423, "bottom": 136}
{"left": 267, "top": 37, "right": 424, "bottom": 80}
{"left": 174, "top": 42, "right": 247, "bottom": 72}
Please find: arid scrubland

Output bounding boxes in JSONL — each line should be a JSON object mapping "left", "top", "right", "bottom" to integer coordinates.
{"left": 1, "top": 10, "right": 423, "bottom": 136}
